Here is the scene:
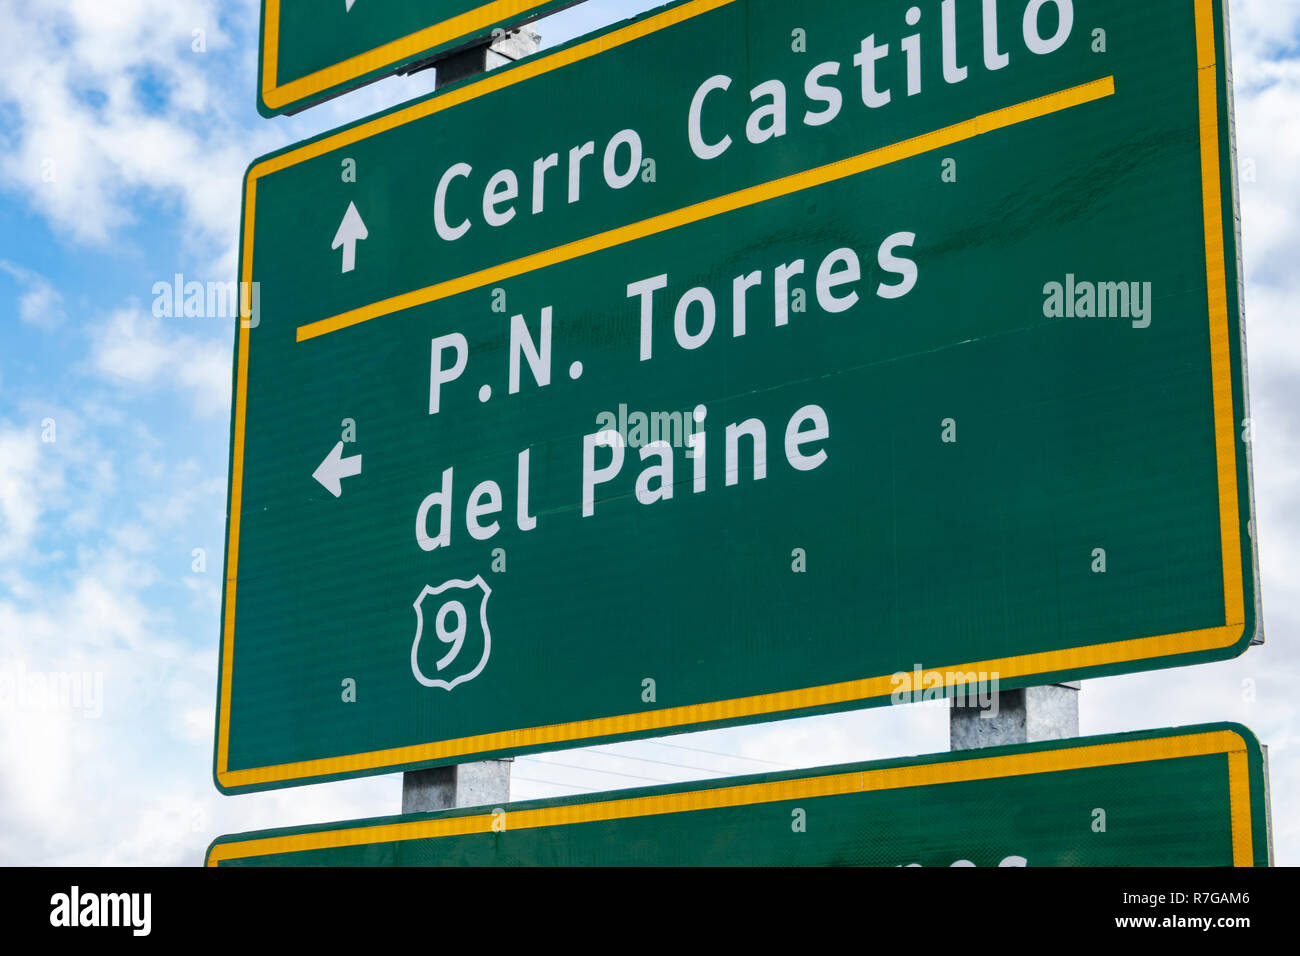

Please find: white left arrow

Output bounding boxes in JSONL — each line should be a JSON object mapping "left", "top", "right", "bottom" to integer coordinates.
{"left": 332, "top": 201, "right": 368, "bottom": 274}
{"left": 313, "top": 441, "right": 362, "bottom": 497}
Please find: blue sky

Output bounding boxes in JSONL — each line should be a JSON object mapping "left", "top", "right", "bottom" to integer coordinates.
{"left": 1, "top": 0, "right": 1298, "bottom": 865}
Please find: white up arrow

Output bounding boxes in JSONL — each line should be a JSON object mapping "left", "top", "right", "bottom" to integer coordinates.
{"left": 313, "top": 441, "right": 362, "bottom": 497}
{"left": 332, "top": 201, "right": 368, "bottom": 274}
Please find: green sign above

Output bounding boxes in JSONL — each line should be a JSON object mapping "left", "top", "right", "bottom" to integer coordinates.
{"left": 257, "top": 0, "right": 582, "bottom": 116}
{"left": 216, "top": 0, "right": 1257, "bottom": 793}
{"left": 206, "top": 725, "right": 1271, "bottom": 865}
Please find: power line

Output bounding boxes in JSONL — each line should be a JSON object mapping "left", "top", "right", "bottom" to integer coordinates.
{"left": 511, "top": 774, "right": 589, "bottom": 791}
{"left": 514, "top": 741, "right": 799, "bottom": 794}
{"left": 517, "top": 744, "right": 796, "bottom": 783}
{"left": 517, "top": 756, "right": 672, "bottom": 784}
{"left": 638, "top": 739, "right": 796, "bottom": 768}
{"left": 560, "top": 749, "right": 738, "bottom": 776}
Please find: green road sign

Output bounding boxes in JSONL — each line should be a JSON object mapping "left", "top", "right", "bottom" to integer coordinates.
{"left": 217, "top": 0, "right": 1257, "bottom": 793}
{"left": 206, "top": 724, "right": 1272, "bottom": 865}
{"left": 256, "top": 0, "right": 582, "bottom": 116}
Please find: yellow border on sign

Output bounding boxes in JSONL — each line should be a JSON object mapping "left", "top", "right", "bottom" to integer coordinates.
{"left": 207, "top": 729, "right": 1257, "bottom": 865}
{"left": 262, "top": 0, "right": 562, "bottom": 112}
{"left": 218, "top": 0, "right": 1247, "bottom": 790}
{"left": 294, "top": 76, "right": 1115, "bottom": 341}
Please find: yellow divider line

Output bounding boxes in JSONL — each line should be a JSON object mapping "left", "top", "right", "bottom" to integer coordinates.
{"left": 294, "top": 76, "right": 1115, "bottom": 342}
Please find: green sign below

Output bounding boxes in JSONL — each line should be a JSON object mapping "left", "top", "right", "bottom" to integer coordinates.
{"left": 217, "top": 0, "right": 1257, "bottom": 793}
{"left": 206, "top": 725, "right": 1272, "bottom": 866}
{"left": 257, "top": 0, "right": 582, "bottom": 116}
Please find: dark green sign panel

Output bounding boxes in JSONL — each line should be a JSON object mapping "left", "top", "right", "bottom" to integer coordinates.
{"left": 207, "top": 725, "right": 1271, "bottom": 865}
{"left": 217, "top": 0, "right": 1257, "bottom": 793}
{"left": 257, "top": 0, "right": 583, "bottom": 116}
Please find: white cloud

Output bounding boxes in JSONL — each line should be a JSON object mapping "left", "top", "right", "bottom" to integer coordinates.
{"left": 0, "top": 261, "right": 66, "bottom": 331}
{"left": 0, "top": 0, "right": 264, "bottom": 269}
{"left": 0, "top": 0, "right": 445, "bottom": 278}
{"left": 0, "top": 579, "right": 397, "bottom": 865}
{"left": 0, "top": 421, "right": 68, "bottom": 562}
{"left": 87, "top": 306, "right": 231, "bottom": 417}
{"left": 0, "top": 400, "right": 398, "bottom": 865}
